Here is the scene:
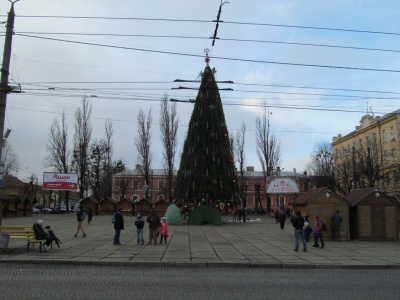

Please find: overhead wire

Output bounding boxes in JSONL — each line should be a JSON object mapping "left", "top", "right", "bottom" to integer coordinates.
{"left": 8, "top": 15, "right": 400, "bottom": 36}
{"left": 15, "top": 34, "right": 400, "bottom": 73}
{"left": 14, "top": 31, "right": 400, "bottom": 54}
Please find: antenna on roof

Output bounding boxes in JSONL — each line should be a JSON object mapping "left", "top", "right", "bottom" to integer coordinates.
{"left": 370, "top": 107, "right": 374, "bottom": 117}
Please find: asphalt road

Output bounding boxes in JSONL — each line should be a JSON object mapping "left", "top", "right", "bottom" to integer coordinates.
{"left": 1, "top": 263, "right": 399, "bottom": 300}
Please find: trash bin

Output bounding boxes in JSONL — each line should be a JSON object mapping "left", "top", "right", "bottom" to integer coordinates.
{"left": 0, "top": 234, "right": 10, "bottom": 249}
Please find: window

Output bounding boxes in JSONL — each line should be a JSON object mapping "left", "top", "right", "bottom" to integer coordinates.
{"left": 119, "top": 179, "right": 126, "bottom": 188}
{"left": 384, "top": 150, "right": 388, "bottom": 163}
{"left": 133, "top": 180, "right": 140, "bottom": 189}
{"left": 158, "top": 195, "right": 165, "bottom": 201}
{"left": 382, "top": 129, "right": 386, "bottom": 141}
{"left": 132, "top": 195, "right": 138, "bottom": 202}
{"left": 392, "top": 148, "right": 397, "bottom": 160}
{"left": 390, "top": 126, "right": 395, "bottom": 138}
{"left": 366, "top": 136, "right": 370, "bottom": 147}
{"left": 171, "top": 180, "right": 177, "bottom": 189}
{"left": 158, "top": 180, "right": 165, "bottom": 189}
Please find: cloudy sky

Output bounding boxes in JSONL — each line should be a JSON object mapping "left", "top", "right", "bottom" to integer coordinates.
{"left": 1, "top": 0, "right": 400, "bottom": 183}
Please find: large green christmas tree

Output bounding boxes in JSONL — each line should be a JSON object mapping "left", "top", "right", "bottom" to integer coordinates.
{"left": 175, "top": 62, "right": 238, "bottom": 203}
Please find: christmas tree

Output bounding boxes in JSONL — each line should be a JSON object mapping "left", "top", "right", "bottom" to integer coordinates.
{"left": 175, "top": 58, "right": 238, "bottom": 204}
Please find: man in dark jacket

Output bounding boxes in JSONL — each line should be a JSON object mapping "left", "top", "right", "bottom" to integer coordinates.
{"left": 146, "top": 209, "right": 161, "bottom": 245}
{"left": 331, "top": 210, "right": 343, "bottom": 241}
{"left": 292, "top": 210, "right": 307, "bottom": 252}
{"left": 135, "top": 212, "right": 145, "bottom": 245}
{"left": 112, "top": 206, "right": 124, "bottom": 245}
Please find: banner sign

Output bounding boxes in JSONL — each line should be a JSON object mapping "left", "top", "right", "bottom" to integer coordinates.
{"left": 267, "top": 178, "right": 299, "bottom": 194}
{"left": 43, "top": 172, "right": 78, "bottom": 191}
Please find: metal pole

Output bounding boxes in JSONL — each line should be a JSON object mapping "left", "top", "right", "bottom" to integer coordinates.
{"left": 0, "top": 2, "right": 18, "bottom": 161}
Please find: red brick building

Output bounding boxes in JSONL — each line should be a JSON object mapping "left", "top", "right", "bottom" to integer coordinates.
{"left": 112, "top": 165, "right": 318, "bottom": 211}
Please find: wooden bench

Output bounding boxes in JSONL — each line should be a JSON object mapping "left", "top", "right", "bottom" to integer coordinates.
{"left": 0, "top": 226, "right": 51, "bottom": 252}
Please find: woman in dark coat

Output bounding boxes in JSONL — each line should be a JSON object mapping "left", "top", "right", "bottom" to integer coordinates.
{"left": 278, "top": 211, "right": 287, "bottom": 229}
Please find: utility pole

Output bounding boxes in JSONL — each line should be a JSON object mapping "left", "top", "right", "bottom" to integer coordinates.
{"left": 0, "top": 1, "right": 20, "bottom": 161}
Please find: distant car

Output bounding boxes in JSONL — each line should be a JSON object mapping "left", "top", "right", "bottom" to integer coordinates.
{"left": 245, "top": 208, "right": 255, "bottom": 214}
{"left": 253, "top": 207, "right": 266, "bottom": 215}
{"left": 245, "top": 207, "right": 266, "bottom": 215}
{"left": 32, "top": 207, "right": 40, "bottom": 213}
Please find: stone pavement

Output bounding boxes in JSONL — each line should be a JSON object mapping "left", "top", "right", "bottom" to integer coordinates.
{"left": 1, "top": 213, "right": 399, "bottom": 268}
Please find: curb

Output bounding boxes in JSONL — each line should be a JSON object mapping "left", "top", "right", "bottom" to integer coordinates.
{"left": 1, "top": 259, "right": 399, "bottom": 269}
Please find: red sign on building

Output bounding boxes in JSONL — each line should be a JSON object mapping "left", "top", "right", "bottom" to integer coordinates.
{"left": 43, "top": 172, "right": 78, "bottom": 191}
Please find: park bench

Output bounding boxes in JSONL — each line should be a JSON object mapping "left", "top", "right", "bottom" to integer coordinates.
{"left": 0, "top": 225, "right": 51, "bottom": 252}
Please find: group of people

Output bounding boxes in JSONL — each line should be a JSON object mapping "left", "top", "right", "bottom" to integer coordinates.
{"left": 291, "top": 210, "right": 343, "bottom": 252}
{"left": 111, "top": 207, "right": 169, "bottom": 246}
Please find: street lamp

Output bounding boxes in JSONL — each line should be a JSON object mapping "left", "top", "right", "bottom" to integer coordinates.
{"left": 243, "top": 181, "right": 248, "bottom": 222}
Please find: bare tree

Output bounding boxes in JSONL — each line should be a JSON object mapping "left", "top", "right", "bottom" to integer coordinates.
{"left": 334, "top": 134, "right": 383, "bottom": 195}
{"left": 101, "top": 119, "right": 114, "bottom": 198}
{"left": 71, "top": 97, "right": 92, "bottom": 199}
{"left": 88, "top": 139, "right": 106, "bottom": 200}
{"left": 1, "top": 142, "right": 19, "bottom": 175}
{"left": 306, "top": 141, "right": 335, "bottom": 191}
{"left": 135, "top": 108, "right": 152, "bottom": 201}
{"left": 44, "top": 111, "right": 70, "bottom": 173}
{"left": 256, "top": 104, "right": 281, "bottom": 211}
{"left": 43, "top": 111, "right": 72, "bottom": 210}
{"left": 160, "top": 94, "right": 178, "bottom": 202}
{"left": 235, "top": 122, "right": 246, "bottom": 206}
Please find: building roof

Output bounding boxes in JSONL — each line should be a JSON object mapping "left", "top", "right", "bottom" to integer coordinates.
{"left": 334, "top": 109, "right": 400, "bottom": 142}
{"left": 0, "top": 191, "right": 12, "bottom": 200}
{"left": 344, "top": 188, "right": 378, "bottom": 206}
{"left": 290, "top": 187, "right": 328, "bottom": 205}
{"left": 100, "top": 197, "right": 118, "bottom": 204}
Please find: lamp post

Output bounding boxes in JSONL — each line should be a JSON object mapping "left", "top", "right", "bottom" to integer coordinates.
{"left": 243, "top": 181, "right": 248, "bottom": 222}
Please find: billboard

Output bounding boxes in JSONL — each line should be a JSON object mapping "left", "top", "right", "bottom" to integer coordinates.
{"left": 43, "top": 172, "right": 78, "bottom": 191}
{"left": 267, "top": 178, "right": 300, "bottom": 194}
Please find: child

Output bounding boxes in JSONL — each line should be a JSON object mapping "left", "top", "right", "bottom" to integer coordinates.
{"left": 134, "top": 212, "right": 145, "bottom": 245}
{"left": 159, "top": 217, "right": 169, "bottom": 244}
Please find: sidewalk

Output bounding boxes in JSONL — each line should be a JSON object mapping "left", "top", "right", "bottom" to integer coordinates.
{"left": 1, "top": 213, "right": 399, "bottom": 269}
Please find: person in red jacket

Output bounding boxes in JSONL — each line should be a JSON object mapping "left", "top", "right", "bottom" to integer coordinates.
{"left": 159, "top": 217, "right": 169, "bottom": 244}
{"left": 312, "top": 215, "right": 325, "bottom": 250}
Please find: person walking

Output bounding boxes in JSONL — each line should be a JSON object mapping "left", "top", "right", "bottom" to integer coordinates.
{"left": 74, "top": 206, "right": 87, "bottom": 238}
{"left": 274, "top": 210, "right": 279, "bottom": 223}
{"left": 146, "top": 209, "right": 161, "bottom": 245}
{"left": 291, "top": 211, "right": 307, "bottom": 252}
{"left": 135, "top": 212, "right": 145, "bottom": 245}
{"left": 278, "top": 211, "right": 287, "bottom": 230}
{"left": 159, "top": 217, "right": 169, "bottom": 244}
{"left": 87, "top": 207, "right": 93, "bottom": 225}
{"left": 112, "top": 206, "right": 124, "bottom": 245}
{"left": 331, "top": 210, "right": 343, "bottom": 241}
{"left": 313, "top": 215, "right": 325, "bottom": 250}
